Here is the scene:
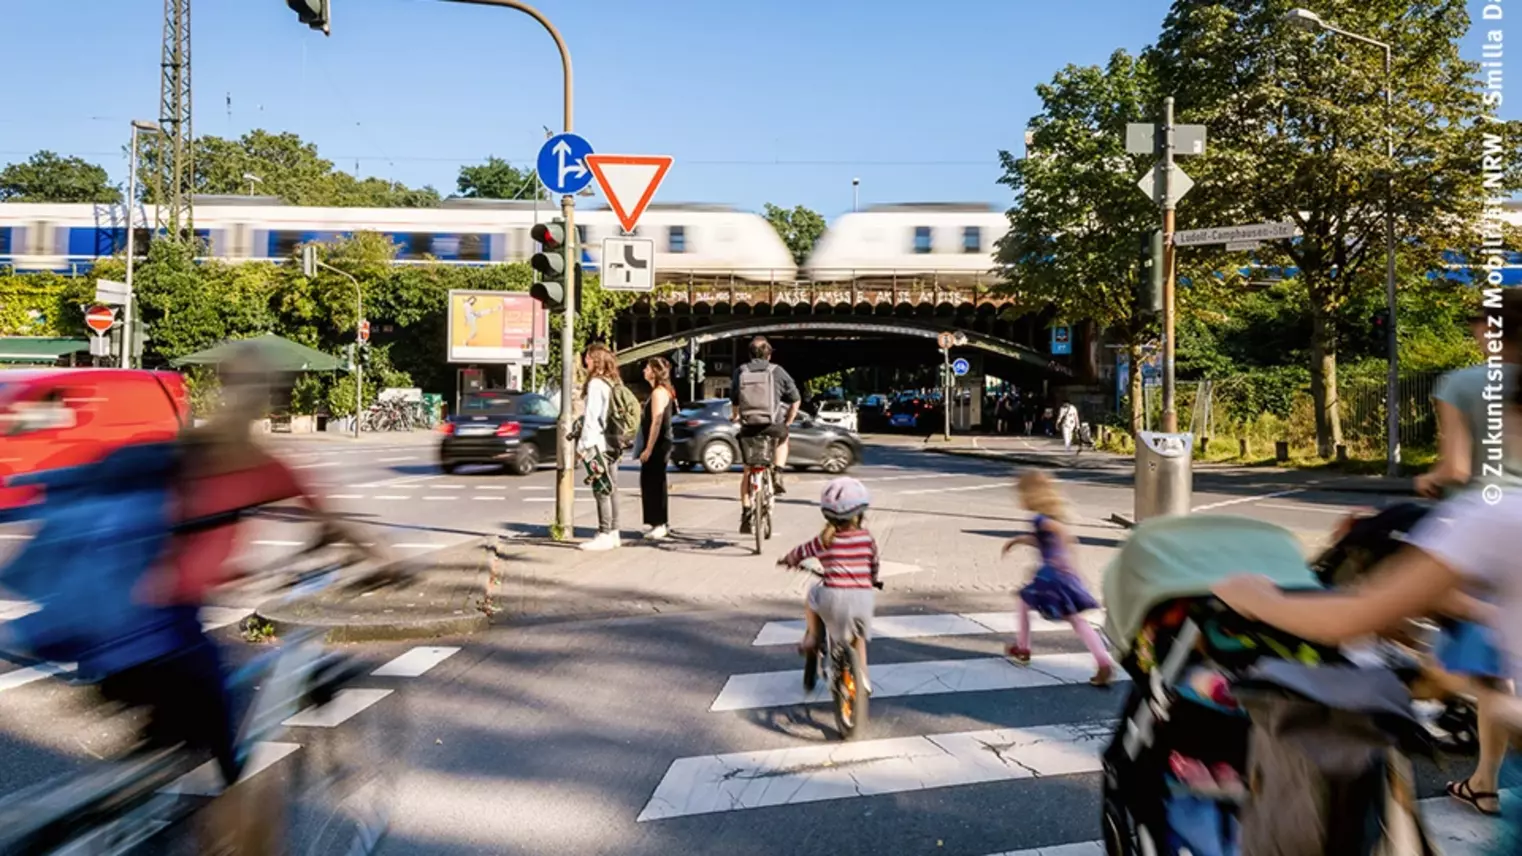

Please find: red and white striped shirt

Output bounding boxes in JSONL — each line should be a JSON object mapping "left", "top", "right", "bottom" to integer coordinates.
{"left": 784, "top": 529, "right": 879, "bottom": 589}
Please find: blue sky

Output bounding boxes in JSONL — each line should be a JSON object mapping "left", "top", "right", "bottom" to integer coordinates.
{"left": 2, "top": 1, "right": 1510, "bottom": 219}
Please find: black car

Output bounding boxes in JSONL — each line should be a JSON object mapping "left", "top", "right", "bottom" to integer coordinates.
{"left": 439, "top": 390, "right": 559, "bottom": 475}
{"left": 671, "top": 399, "right": 864, "bottom": 475}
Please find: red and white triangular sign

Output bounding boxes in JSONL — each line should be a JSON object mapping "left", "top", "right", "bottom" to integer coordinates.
{"left": 584, "top": 154, "right": 673, "bottom": 234}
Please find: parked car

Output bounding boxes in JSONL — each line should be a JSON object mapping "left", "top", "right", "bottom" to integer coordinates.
{"left": 438, "top": 390, "right": 558, "bottom": 475}
{"left": 815, "top": 399, "right": 858, "bottom": 433}
{"left": 671, "top": 399, "right": 863, "bottom": 475}
{"left": 0, "top": 368, "right": 191, "bottom": 510}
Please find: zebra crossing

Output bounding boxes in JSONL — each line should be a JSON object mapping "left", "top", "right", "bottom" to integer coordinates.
{"left": 636, "top": 609, "right": 1507, "bottom": 856}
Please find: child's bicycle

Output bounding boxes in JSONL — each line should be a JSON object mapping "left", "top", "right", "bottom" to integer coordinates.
{"left": 740, "top": 435, "right": 776, "bottom": 555}
{"left": 0, "top": 542, "right": 408, "bottom": 855}
{"left": 797, "top": 558, "right": 882, "bottom": 741}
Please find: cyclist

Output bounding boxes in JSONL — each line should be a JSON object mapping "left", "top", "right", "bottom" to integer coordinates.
{"left": 731, "top": 336, "right": 801, "bottom": 535}
{"left": 777, "top": 477, "right": 879, "bottom": 693}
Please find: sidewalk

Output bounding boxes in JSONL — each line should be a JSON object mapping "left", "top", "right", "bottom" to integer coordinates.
{"left": 903, "top": 433, "right": 1416, "bottom": 496}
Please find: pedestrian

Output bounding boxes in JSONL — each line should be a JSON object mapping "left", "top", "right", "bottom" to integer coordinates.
{"left": 577, "top": 343, "right": 622, "bottom": 551}
{"left": 1002, "top": 470, "right": 1114, "bottom": 686}
{"left": 638, "top": 356, "right": 677, "bottom": 541}
{"left": 1058, "top": 401, "right": 1079, "bottom": 452}
{"left": 996, "top": 392, "right": 1013, "bottom": 435}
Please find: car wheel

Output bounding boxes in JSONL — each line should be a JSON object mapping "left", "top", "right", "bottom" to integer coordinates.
{"left": 819, "top": 443, "right": 852, "bottom": 474}
{"left": 511, "top": 446, "right": 539, "bottom": 476}
{"left": 701, "top": 440, "right": 735, "bottom": 474}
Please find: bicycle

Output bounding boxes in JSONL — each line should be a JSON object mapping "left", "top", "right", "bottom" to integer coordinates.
{"left": 0, "top": 544, "right": 408, "bottom": 855}
{"left": 740, "top": 435, "right": 776, "bottom": 556}
{"left": 797, "top": 558, "right": 883, "bottom": 741}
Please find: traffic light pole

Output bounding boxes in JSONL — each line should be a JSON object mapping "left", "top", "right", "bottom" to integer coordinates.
{"left": 316, "top": 260, "right": 363, "bottom": 438}
{"left": 1160, "top": 96, "right": 1178, "bottom": 434}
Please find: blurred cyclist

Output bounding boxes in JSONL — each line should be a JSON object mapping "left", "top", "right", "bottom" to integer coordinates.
{"left": 732, "top": 337, "right": 801, "bottom": 534}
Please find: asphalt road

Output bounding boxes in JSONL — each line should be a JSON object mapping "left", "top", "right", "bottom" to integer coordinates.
{"left": 0, "top": 433, "right": 1502, "bottom": 855}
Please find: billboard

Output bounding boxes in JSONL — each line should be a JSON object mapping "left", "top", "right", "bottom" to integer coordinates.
{"left": 447, "top": 290, "right": 548, "bottom": 363}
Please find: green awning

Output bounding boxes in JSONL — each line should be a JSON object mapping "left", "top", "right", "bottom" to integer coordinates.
{"left": 0, "top": 337, "right": 90, "bottom": 364}
{"left": 170, "top": 333, "right": 349, "bottom": 372}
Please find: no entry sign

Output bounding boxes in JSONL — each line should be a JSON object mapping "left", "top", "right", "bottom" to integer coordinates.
{"left": 85, "top": 305, "right": 116, "bottom": 335}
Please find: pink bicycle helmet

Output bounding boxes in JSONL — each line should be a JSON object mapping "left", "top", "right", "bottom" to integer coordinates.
{"left": 820, "top": 477, "right": 870, "bottom": 522}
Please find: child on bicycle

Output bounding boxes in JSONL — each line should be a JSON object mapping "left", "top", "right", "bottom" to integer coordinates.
{"left": 1003, "top": 470, "right": 1114, "bottom": 686}
{"left": 777, "top": 477, "right": 879, "bottom": 692}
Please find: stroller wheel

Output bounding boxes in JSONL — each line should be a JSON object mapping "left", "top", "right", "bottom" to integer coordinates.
{"left": 1438, "top": 699, "right": 1480, "bottom": 753}
{"left": 1102, "top": 797, "right": 1135, "bottom": 856}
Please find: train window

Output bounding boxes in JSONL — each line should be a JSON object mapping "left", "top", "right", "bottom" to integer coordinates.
{"left": 0, "top": 227, "right": 10, "bottom": 256}
{"left": 668, "top": 226, "right": 686, "bottom": 253}
{"left": 576, "top": 225, "right": 587, "bottom": 245}
{"left": 406, "top": 233, "right": 436, "bottom": 259}
{"left": 913, "top": 226, "right": 933, "bottom": 254}
{"left": 458, "top": 233, "right": 488, "bottom": 261}
{"left": 270, "top": 231, "right": 304, "bottom": 258}
{"left": 962, "top": 226, "right": 982, "bottom": 253}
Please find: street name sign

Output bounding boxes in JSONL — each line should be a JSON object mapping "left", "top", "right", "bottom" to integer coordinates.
{"left": 585, "top": 154, "right": 673, "bottom": 234}
{"left": 95, "top": 279, "right": 130, "bottom": 306}
{"left": 1126, "top": 123, "right": 1207, "bottom": 156}
{"left": 1174, "top": 221, "right": 1298, "bottom": 248}
{"left": 536, "top": 133, "right": 595, "bottom": 196}
{"left": 601, "top": 237, "right": 656, "bottom": 292}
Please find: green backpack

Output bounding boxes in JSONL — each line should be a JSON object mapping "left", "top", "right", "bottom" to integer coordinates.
{"left": 606, "top": 382, "right": 641, "bottom": 452}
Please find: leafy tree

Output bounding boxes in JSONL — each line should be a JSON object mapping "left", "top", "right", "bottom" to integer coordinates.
{"left": 0, "top": 151, "right": 119, "bottom": 203}
{"left": 457, "top": 157, "right": 543, "bottom": 200}
{"left": 1148, "top": 0, "right": 1522, "bottom": 456}
{"left": 763, "top": 203, "right": 827, "bottom": 266}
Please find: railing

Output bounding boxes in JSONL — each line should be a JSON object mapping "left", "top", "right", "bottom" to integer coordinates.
{"left": 647, "top": 269, "right": 1012, "bottom": 307}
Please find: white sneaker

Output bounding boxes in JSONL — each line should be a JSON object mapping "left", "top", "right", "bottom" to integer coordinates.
{"left": 580, "top": 532, "right": 621, "bottom": 551}
{"left": 646, "top": 525, "right": 669, "bottom": 541}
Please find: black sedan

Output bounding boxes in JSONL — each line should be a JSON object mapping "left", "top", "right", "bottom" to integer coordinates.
{"left": 438, "top": 391, "right": 559, "bottom": 475}
{"left": 671, "top": 399, "right": 864, "bottom": 475}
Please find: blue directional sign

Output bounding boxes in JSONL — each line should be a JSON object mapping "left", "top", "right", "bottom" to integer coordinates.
{"left": 536, "top": 133, "right": 595, "bottom": 195}
{"left": 1050, "top": 325, "right": 1072, "bottom": 355}
{"left": 952, "top": 358, "right": 970, "bottom": 377}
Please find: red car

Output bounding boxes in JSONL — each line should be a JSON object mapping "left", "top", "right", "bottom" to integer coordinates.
{"left": 0, "top": 369, "right": 190, "bottom": 510}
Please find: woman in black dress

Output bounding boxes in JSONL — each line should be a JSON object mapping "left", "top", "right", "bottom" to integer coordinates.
{"left": 638, "top": 357, "right": 677, "bottom": 540}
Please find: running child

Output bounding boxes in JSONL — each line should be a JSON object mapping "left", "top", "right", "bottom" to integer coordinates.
{"left": 777, "top": 477, "right": 879, "bottom": 692}
{"left": 1002, "top": 470, "right": 1114, "bottom": 686}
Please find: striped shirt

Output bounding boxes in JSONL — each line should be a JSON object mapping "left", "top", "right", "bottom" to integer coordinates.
{"left": 784, "top": 529, "right": 879, "bottom": 589}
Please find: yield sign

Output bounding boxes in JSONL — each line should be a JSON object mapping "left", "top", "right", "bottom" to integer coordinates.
{"left": 584, "top": 154, "right": 673, "bottom": 234}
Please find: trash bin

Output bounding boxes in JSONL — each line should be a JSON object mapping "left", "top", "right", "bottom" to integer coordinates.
{"left": 1134, "top": 431, "right": 1194, "bottom": 522}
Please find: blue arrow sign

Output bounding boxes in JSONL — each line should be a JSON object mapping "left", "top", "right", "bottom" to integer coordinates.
{"left": 952, "top": 358, "right": 970, "bottom": 377}
{"left": 536, "top": 133, "right": 594, "bottom": 195}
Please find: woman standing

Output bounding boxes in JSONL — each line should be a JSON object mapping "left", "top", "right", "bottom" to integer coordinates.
{"left": 639, "top": 357, "right": 677, "bottom": 540}
{"left": 578, "top": 343, "right": 622, "bottom": 551}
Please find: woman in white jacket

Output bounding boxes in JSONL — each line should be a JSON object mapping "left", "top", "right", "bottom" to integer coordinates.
{"left": 578, "top": 344, "right": 622, "bottom": 551}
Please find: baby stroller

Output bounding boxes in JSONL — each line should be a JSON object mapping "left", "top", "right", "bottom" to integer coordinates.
{"left": 1099, "top": 515, "right": 1439, "bottom": 856}
{"left": 1311, "top": 501, "right": 1481, "bottom": 753}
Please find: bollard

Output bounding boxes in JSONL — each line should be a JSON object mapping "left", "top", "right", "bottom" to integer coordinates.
{"left": 1335, "top": 444, "right": 1348, "bottom": 463}
{"left": 1134, "top": 432, "right": 1194, "bottom": 522}
{"left": 1199, "top": 437, "right": 1210, "bottom": 456}
{"left": 1238, "top": 438, "right": 1248, "bottom": 458}
{"left": 1275, "top": 441, "right": 1289, "bottom": 463}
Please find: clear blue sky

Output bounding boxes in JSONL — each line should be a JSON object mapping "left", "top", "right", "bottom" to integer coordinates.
{"left": 1, "top": 1, "right": 1508, "bottom": 219}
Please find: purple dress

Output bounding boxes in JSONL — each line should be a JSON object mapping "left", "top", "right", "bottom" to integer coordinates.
{"left": 1019, "top": 514, "right": 1099, "bottom": 620}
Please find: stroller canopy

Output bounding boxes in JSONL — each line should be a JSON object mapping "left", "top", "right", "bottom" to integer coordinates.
{"left": 1102, "top": 514, "right": 1323, "bottom": 656}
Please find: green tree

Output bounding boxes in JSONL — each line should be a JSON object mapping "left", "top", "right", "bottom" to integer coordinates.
{"left": 1148, "top": 0, "right": 1522, "bottom": 456}
{"left": 763, "top": 203, "right": 827, "bottom": 266}
{"left": 457, "top": 157, "right": 543, "bottom": 200}
{"left": 0, "top": 151, "right": 119, "bottom": 203}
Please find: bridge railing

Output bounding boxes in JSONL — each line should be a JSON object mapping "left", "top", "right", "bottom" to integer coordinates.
{"left": 648, "top": 268, "right": 1012, "bottom": 307}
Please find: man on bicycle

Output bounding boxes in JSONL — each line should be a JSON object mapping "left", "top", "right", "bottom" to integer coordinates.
{"left": 731, "top": 336, "right": 801, "bottom": 535}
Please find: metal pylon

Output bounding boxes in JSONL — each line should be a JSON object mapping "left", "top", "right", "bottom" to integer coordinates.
{"left": 155, "top": 0, "right": 194, "bottom": 241}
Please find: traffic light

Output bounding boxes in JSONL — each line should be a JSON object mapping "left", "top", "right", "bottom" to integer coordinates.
{"left": 1136, "top": 229, "right": 1164, "bottom": 318}
{"left": 287, "top": 0, "right": 331, "bottom": 34}
{"left": 1372, "top": 309, "right": 1390, "bottom": 337}
{"left": 693, "top": 360, "right": 706, "bottom": 386}
{"left": 530, "top": 220, "right": 568, "bottom": 310}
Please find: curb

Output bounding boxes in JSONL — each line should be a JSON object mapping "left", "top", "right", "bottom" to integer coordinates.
{"left": 252, "top": 608, "right": 489, "bottom": 644}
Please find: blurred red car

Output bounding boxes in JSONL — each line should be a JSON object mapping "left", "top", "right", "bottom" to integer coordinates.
{"left": 0, "top": 369, "right": 190, "bottom": 510}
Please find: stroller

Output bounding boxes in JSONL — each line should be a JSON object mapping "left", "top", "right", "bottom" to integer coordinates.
{"left": 1098, "top": 515, "right": 1440, "bottom": 856}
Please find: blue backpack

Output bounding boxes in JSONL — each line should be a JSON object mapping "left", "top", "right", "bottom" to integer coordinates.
{"left": 0, "top": 442, "right": 193, "bottom": 679}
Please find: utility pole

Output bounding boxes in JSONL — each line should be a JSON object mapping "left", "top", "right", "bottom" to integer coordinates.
{"left": 689, "top": 338, "right": 697, "bottom": 402}
{"left": 157, "top": 0, "right": 194, "bottom": 242}
{"left": 942, "top": 347, "right": 951, "bottom": 441}
{"left": 1160, "top": 96, "right": 1178, "bottom": 434}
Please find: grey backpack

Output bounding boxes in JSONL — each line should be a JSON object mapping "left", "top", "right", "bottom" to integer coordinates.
{"left": 736, "top": 364, "right": 778, "bottom": 426}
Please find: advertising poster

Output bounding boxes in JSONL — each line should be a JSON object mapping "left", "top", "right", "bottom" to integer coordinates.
{"left": 447, "top": 290, "right": 548, "bottom": 363}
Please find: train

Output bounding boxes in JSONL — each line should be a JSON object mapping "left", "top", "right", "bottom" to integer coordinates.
{"left": 2, "top": 197, "right": 1519, "bottom": 285}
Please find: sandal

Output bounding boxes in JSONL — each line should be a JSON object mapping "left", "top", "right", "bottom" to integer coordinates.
{"left": 1090, "top": 664, "right": 1115, "bottom": 688}
{"left": 1006, "top": 644, "right": 1031, "bottom": 664}
{"left": 1447, "top": 778, "right": 1501, "bottom": 817}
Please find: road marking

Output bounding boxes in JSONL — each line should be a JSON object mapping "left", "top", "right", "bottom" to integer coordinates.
{"left": 0, "top": 662, "right": 76, "bottom": 693}
{"left": 1191, "top": 488, "right": 1303, "bottom": 512}
{"left": 291, "top": 462, "right": 340, "bottom": 470}
{"left": 523, "top": 498, "right": 555, "bottom": 503}
{"left": 711, "top": 653, "right": 1125, "bottom": 712}
{"left": 520, "top": 486, "right": 551, "bottom": 491}
{"left": 636, "top": 721, "right": 1112, "bottom": 821}
{"left": 251, "top": 540, "right": 305, "bottom": 547}
{"left": 283, "top": 688, "right": 393, "bottom": 728}
{"left": 372, "top": 646, "right": 460, "bottom": 678}
{"left": 201, "top": 607, "right": 252, "bottom": 632}
{"left": 434, "top": 484, "right": 466, "bottom": 489}
{"left": 897, "top": 483, "right": 1010, "bottom": 497}
{"left": 751, "top": 612, "right": 1103, "bottom": 647}
{"left": 475, "top": 486, "right": 509, "bottom": 491}
{"left": 984, "top": 844, "right": 1104, "bottom": 856}
{"left": 473, "top": 496, "right": 507, "bottom": 501}
{"left": 392, "top": 543, "right": 443, "bottom": 549}
{"left": 325, "top": 494, "right": 363, "bottom": 500}
{"left": 860, "top": 473, "right": 962, "bottom": 483}
{"left": 423, "top": 496, "right": 458, "bottom": 501}
{"left": 376, "top": 456, "right": 418, "bottom": 463}
{"left": 0, "top": 599, "right": 40, "bottom": 622}
{"left": 355, "top": 475, "right": 436, "bottom": 488}
{"left": 163, "top": 741, "right": 301, "bottom": 797}
{"left": 1256, "top": 502, "right": 1357, "bottom": 514}
{"left": 374, "top": 495, "right": 412, "bottom": 501}
{"left": 0, "top": 533, "right": 32, "bottom": 540}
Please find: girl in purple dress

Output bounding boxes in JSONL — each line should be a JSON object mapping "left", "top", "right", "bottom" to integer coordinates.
{"left": 1002, "top": 471, "right": 1114, "bottom": 686}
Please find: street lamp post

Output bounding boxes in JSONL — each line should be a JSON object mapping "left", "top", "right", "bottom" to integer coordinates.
{"left": 852, "top": 178, "right": 860, "bottom": 213}
{"left": 123, "top": 119, "right": 161, "bottom": 370}
{"left": 1286, "top": 8, "right": 1400, "bottom": 476}
{"left": 244, "top": 173, "right": 264, "bottom": 195}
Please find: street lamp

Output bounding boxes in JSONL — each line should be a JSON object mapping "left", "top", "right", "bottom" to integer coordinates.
{"left": 243, "top": 173, "right": 264, "bottom": 195}
{"left": 852, "top": 177, "right": 860, "bottom": 213}
{"left": 123, "top": 119, "right": 161, "bottom": 370}
{"left": 1284, "top": 7, "right": 1400, "bottom": 476}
